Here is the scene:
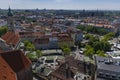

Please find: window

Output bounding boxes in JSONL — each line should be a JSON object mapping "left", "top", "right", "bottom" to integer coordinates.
{"left": 105, "top": 73, "right": 110, "bottom": 78}
{"left": 98, "top": 72, "right": 103, "bottom": 77}
{"left": 112, "top": 75, "right": 116, "bottom": 79}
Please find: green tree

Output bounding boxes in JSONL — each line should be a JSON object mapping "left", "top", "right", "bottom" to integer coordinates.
{"left": 24, "top": 40, "right": 35, "bottom": 51}
{"left": 61, "top": 44, "right": 71, "bottom": 56}
{"left": 77, "top": 25, "right": 108, "bottom": 35}
{"left": 0, "top": 26, "right": 8, "bottom": 37}
{"left": 91, "top": 40, "right": 111, "bottom": 52}
{"left": 26, "top": 42, "right": 35, "bottom": 51}
{"left": 36, "top": 50, "right": 43, "bottom": 58}
{"left": 85, "top": 26, "right": 94, "bottom": 33}
{"left": 88, "top": 35, "right": 99, "bottom": 46}
{"left": 92, "top": 41, "right": 102, "bottom": 51}
{"left": 96, "top": 50, "right": 106, "bottom": 57}
{"left": 84, "top": 45, "right": 95, "bottom": 58}
{"left": 86, "top": 34, "right": 112, "bottom": 52}
{"left": 26, "top": 53, "right": 36, "bottom": 59}
{"left": 102, "top": 41, "right": 111, "bottom": 51}
{"left": 84, "top": 33, "right": 92, "bottom": 40}
{"left": 97, "top": 28, "right": 107, "bottom": 35}
{"left": 63, "top": 47, "right": 71, "bottom": 56}
{"left": 61, "top": 44, "right": 69, "bottom": 50}
{"left": 24, "top": 40, "right": 30, "bottom": 47}
{"left": 103, "top": 32, "right": 115, "bottom": 41}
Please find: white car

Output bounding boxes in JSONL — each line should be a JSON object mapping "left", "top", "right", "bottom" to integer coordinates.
{"left": 79, "top": 51, "right": 83, "bottom": 54}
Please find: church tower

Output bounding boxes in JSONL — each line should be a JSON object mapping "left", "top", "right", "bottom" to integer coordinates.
{"left": 7, "top": 7, "right": 15, "bottom": 33}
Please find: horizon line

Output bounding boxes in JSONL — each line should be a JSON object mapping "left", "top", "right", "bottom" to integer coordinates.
{"left": 0, "top": 8, "right": 120, "bottom": 11}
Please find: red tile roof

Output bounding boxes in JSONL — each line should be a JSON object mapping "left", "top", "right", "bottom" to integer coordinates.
{"left": 0, "top": 50, "right": 31, "bottom": 73}
{"left": 0, "top": 56, "right": 16, "bottom": 80}
{"left": 58, "top": 37, "right": 73, "bottom": 42}
{"left": 58, "top": 33, "right": 69, "bottom": 37}
{"left": 19, "top": 32, "right": 45, "bottom": 38}
{"left": 1, "top": 32, "right": 20, "bottom": 47}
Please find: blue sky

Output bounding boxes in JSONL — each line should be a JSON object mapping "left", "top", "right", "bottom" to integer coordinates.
{"left": 0, "top": 0, "right": 120, "bottom": 10}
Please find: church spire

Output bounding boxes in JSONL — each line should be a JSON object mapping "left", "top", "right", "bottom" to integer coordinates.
{"left": 7, "top": 6, "right": 13, "bottom": 17}
{"left": 7, "top": 6, "right": 15, "bottom": 33}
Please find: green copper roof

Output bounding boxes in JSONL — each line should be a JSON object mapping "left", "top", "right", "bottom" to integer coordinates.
{"left": 7, "top": 7, "right": 13, "bottom": 17}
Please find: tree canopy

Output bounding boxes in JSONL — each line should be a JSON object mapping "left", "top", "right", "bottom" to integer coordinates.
{"left": 77, "top": 25, "right": 108, "bottom": 35}
{"left": 103, "top": 32, "right": 115, "bottom": 41}
{"left": 36, "top": 50, "right": 43, "bottom": 58}
{"left": 24, "top": 40, "right": 35, "bottom": 51}
{"left": 0, "top": 26, "right": 8, "bottom": 37}
{"left": 84, "top": 45, "right": 95, "bottom": 58}
{"left": 96, "top": 50, "right": 106, "bottom": 57}
{"left": 84, "top": 33, "right": 112, "bottom": 58}
{"left": 61, "top": 44, "right": 71, "bottom": 56}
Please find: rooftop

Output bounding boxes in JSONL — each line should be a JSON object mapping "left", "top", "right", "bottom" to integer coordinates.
{"left": 1, "top": 31, "right": 20, "bottom": 47}
{"left": 0, "top": 50, "right": 31, "bottom": 72}
{"left": 51, "top": 56, "right": 95, "bottom": 80}
{"left": 95, "top": 56, "right": 120, "bottom": 73}
{"left": 0, "top": 50, "right": 32, "bottom": 80}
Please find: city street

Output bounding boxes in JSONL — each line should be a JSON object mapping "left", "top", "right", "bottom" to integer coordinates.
{"left": 74, "top": 46, "right": 84, "bottom": 61}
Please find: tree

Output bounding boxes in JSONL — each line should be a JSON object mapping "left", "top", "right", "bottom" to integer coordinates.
{"left": 63, "top": 47, "right": 71, "bottom": 56}
{"left": 96, "top": 50, "right": 106, "bottom": 57}
{"left": 61, "top": 44, "right": 71, "bottom": 56}
{"left": 36, "top": 50, "right": 43, "bottom": 58}
{"left": 85, "top": 34, "right": 112, "bottom": 52}
{"left": 97, "top": 28, "right": 107, "bottom": 35}
{"left": 0, "top": 26, "right": 8, "bottom": 37}
{"left": 26, "top": 53, "right": 36, "bottom": 59}
{"left": 61, "top": 44, "right": 69, "bottom": 50}
{"left": 84, "top": 33, "right": 92, "bottom": 40}
{"left": 24, "top": 40, "right": 30, "bottom": 47}
{"left": 24, "top": 40, "right": 35, "bottom": 51}
{"left": 84, "top": 45, "right": 95, "bottom": 58}
{"left": 103, "top": 32, "right": 115, "bottom": 41}
{"left": 26, "top": 42, "right": 35, "bottom": 51}
{"left": 102, "top": 41, "right": 111, "bottom": 51}
{"left": 88, "top": 35, "right": 99, "bottom": 46}
{"left": 91, "top": 40, "right": 111, "bottom": 52}
{"left": 92, "top": 41, "right": 102, "bottom": 51}
{"left": 77, "top": 25, "right": 108, "bottom": 35}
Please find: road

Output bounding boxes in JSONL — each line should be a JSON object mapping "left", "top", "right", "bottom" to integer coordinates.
{"left": 74, "top": 46, "right": 84, "bottom": 61}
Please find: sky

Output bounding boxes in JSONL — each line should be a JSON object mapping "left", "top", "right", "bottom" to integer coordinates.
{"left": 0, "top": 0, "right": 120, "bottom": 10}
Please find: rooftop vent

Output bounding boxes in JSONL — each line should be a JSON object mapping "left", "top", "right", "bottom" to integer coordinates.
{"left": 115, "top": 61, "right": 120, "bottom": 66}
{"left": 104, "top": 59, "right": 113, "bottom": 64}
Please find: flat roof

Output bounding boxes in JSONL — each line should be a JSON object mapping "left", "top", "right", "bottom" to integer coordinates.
{"left": 42, "top": 49, "right": 62, "bottom": 54}
{"left": 95, "top": 56, "right": 120, "bottom": 73}
{"left": 107, "top": 51, "right": 120, "bottom": 59}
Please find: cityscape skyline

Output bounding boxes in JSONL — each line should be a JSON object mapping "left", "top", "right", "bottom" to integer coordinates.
{"left": 0, "top": 0, "right": 120, "bottom": 10}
